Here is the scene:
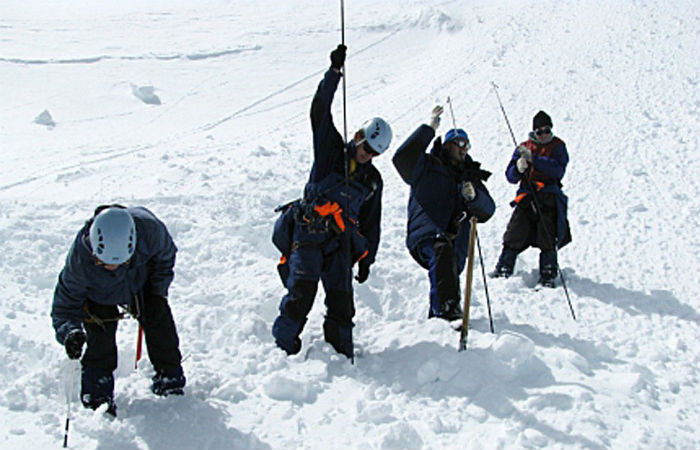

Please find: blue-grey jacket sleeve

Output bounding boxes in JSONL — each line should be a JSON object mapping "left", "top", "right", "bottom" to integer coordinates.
{"left": 309, "top": 69, "right": 344, "bottom": 183}
{"left": 51, "top": 238, "right": 89, "bottom": 344}
{"left": 359, "top": 177, "right": 383, "bottom": 265}
{"left": 392, "top": 124, "right": 435, "bottom": 185}
{"left": 138, "top": 211, "right": 177, "bottom": 298}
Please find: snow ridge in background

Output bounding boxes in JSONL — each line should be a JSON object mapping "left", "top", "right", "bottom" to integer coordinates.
{"left": 0, "top": 1, "right": 698, "bottom": 449}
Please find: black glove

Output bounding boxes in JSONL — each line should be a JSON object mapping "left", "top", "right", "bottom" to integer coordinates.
{"left": 330, "top": 44, "right": 347, "bottom": 70}
{"left": 64, "top": 329, "right": 86, "bottom": 360}
{"left": 355, "top": 262, "right": 370, "bottom": 284}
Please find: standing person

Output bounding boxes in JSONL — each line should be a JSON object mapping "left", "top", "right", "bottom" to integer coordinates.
{"left": 492, "top": 110, "right": 571, "bottom": 287}
{"left": 51, "top": 205, "right": 185, "bottom": 416}
{"left": 271, "top": 45, "right": 392, "bottom": 358}
{"left": 392, "top": 106, "right": 495, "bottom": 320}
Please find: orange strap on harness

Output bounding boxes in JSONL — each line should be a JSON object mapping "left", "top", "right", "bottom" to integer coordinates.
{"left": 513, "top": 193, "right": 528, "bottom": 204}
{"left": 313, "top": 201, "right": 346, "bottom": 232}
{"left": 513, "top": 181, "right": 546, "bottom": 204}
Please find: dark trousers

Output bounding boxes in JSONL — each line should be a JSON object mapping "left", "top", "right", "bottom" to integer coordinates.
{"left": 498, "top": 192, "right": 558, "bottom": 275}
{"left": 416, "top": 238, "right": 463, "bottom": 317}
{"left": 81, "top": 294, "right": 182, "bottom": 401}
{"left": 502, "top": 193, "right": 558, "bottom": 252}
{"left": 272, "top": 227, "right": 355, "bottom": 357}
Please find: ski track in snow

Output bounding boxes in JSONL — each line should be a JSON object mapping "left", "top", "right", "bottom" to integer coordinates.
{"left": 1, "top": 1, "right": 699, "bottom": 449}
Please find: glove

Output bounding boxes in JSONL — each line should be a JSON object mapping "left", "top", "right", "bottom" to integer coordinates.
{"left": 355, "top": 262, "right": 370, "bottom": 284}
{"left": 516, "top": 156, "right": 529, "bottom": 173}
{"left": 429, "top": 105, "right": 443, "bottom": 130}
{"left": 461, "top": 181, "right": 476, "bottom": 201}
{"left": 330, "top": 44, "right": 347, "bottom": 70}
{"left": 64, "top": 329, "right": 86, "bottom": 360}
{"left": 518, "top": 145, "right": 532, "bottom": 162}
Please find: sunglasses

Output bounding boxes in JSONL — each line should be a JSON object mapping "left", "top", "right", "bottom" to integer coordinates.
{"left": 535, "top": 127, "right": 552, "bottom": 136}
{"left": 359, "top": 140, "right": 380, "bottom": 157}
{"left": 449, "top": 139, "right": 471, "bottom": 150}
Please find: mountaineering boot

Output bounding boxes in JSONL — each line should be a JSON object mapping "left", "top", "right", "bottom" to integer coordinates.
{"left": 429, "top": 298, "right": 463, "bottom": 321}
{"left": 323, "top": 318, "right": 354, "bottom": 359}
{"left": 151, "top": 367, "right": 186, "bottom": 396}
{"left": 81, "top": 367, "right": 117, "bottom": 416}
{"left": 537, "top": 266, "right": 557, "bottom": 288}
{"left": 538, "top": 251, "right": 558, "bottom": 288}
{"left": 492, "top": 247, "right": 517, "bottom": 278}
{"left": 491, "top": 265, "right": 513, "bottom": 278}
{"left": 440, "top": 298, "right": 464, "bottom": 321}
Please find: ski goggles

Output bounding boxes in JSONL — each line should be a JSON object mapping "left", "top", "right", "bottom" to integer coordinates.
{"left": 534, "top": 127, "right": 552, "bottom": 136}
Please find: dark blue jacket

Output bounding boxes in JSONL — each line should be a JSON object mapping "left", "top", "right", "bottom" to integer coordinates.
{"left": 505, "top": 133, "right": 571, "bottom": 248}
{"left": 393, "top": 125, "right": 495, "bottom": 269}
{"left": 303, "top": 69, "right": 383, "bottom": 265}
{"left": 51, "top": 207, "right": 177, "bottom": 344}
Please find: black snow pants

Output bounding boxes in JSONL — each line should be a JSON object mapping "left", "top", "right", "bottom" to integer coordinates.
{"left": 82, "top": 293, "right": 182, "bottom": 375}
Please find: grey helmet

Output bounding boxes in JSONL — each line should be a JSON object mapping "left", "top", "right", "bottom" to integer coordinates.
{"left": 89, "top": 208, "right": 136, "bottom": 264}
{"left": 360, "top": 117, "right": 392, "bottom": 154}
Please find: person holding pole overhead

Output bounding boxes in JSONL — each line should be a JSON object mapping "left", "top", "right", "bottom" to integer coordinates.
{"left": 392, "top": 105, "right": 495, "bottom": 321}
{"left": 492, "top": 110, "right": 572, "bottom": 288}
{"left": 271, "top": 45, "right": 392, "bottom": 358}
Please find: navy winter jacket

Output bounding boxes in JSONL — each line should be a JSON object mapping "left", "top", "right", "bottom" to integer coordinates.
{"left": 51, "top": 207, "right": 177, "bottom": 344}
{"left": 303, "top": 69, "right": 383, "bottom": 265}
{"left": 393, "top": 125, "right": 495, "bottom": 268}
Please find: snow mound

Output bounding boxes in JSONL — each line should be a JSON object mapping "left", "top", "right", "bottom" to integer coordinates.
{"left": 131, "top": 84, "right": 161, "bottom": 105}
{"left": 491, "top": 332, "right": 535, "bottom": 369}
{"left": 410, "top": 7, "right": 464, "bottom": 32}
{"left": 33, "top": 109, "right": 55, "bottom": 127}
{"left": 262, "top": 373, "right": 319, "bottom": 404}
{"left": 380, "top": 421, "right": 424, "bottom": 450}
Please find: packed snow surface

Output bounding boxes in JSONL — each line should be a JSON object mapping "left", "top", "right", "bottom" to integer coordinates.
{"left": 1, "top": 1, "right": 698, "bottom": 449}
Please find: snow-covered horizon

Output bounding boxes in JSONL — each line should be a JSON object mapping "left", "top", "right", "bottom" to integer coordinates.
{"left": 1, "top": 1, "right": 698, "bottom": 449}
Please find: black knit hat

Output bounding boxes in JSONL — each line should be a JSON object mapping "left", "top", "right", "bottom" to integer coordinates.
{"left": 532, "top": 110, "right": 552, "bottom": 130}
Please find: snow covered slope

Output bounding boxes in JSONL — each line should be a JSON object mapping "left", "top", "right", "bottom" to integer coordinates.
{"left": 1, "top": 1, "right": 698, "bottom": 449}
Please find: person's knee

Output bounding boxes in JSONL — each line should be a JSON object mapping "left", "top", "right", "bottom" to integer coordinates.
{"left": 282, "top": 279, "right": 317, "bottom": 321}
{"left": 141, "top": 294, "right": 172, "bottom": 324}
{"left": 325, "top": 290, "right": 354, "bottom": 321}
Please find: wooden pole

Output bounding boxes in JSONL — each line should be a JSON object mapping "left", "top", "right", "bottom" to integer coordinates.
{"left": 459, "top": 217, "right": 478, "bottom": 351}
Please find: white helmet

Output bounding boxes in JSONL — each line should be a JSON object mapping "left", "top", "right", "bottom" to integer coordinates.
{"left": 360, "top": 117, "right": 392, "bottom": 155}
{"left": 89, "top": 208, "right": 136, "bottom": 264}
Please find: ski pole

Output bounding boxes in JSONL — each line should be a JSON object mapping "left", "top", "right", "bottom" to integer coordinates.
{"left": 339, "top": 0, "right": 354, "bottom": 365}
{"left": 459, "top": 217, "right": 478, "bottom": 351}
{"left": 63, "top": 361, "right": 78, "bottom": 448}
{"left": 476, "top": 229, "right": 494, "bottom": 333}
{"left": 340, "top": 0, "right": 348, "bottom": 146}
{"left": 490, "top": 82, "right": 576, "bottom": 320}
{"left": 446, "top": 96, "right": 458, "bottom": 133}
{"left": 446, "top": 96, "right": 495, "bottom": 333}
